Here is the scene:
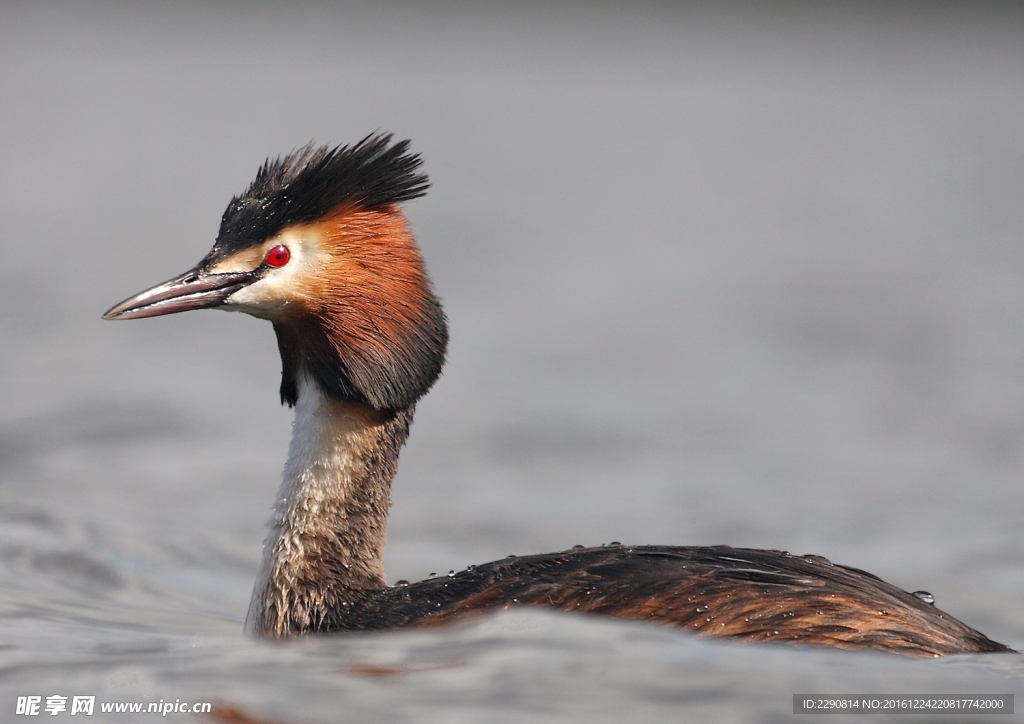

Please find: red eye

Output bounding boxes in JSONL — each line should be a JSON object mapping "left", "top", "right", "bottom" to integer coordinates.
{"left": 265, "top": 245, "right": 290, "bottom": 267}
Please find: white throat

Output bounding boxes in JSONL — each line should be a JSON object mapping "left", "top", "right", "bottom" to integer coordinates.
{"left": 245, "top": 374, "right": 396, "bottom": 634}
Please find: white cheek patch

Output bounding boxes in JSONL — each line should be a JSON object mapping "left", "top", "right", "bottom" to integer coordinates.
{"left": 218, "top": 227, "right": 324, "bottom": 320}
{"left": 208, "top": 247, "right": 264, "bottom": 275}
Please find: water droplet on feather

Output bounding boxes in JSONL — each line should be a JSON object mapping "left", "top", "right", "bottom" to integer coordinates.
{"left": 912, "top": 590, "right": 935, "bottom": 605}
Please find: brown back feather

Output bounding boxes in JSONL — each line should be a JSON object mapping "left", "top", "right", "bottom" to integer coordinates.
{"left": 320, "top": 546, "right": 1012, "bottom": 657}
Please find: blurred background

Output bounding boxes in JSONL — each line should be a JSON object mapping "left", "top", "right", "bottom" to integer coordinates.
{"left": 1, "top": 2, "right": 1023, "bottom": 721}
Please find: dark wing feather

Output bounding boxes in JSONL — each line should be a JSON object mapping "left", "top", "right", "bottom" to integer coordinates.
{"left": 332, "top": 546, "right": 1012, "bottom": 657}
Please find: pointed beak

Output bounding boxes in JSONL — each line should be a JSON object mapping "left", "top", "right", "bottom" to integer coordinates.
{"left": 102, "top": 265, "right": 257, "bottom": 320}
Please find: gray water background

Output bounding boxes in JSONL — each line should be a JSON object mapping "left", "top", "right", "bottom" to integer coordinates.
{"left": 2, "top": 2, "right": 1024, "bottom": 721}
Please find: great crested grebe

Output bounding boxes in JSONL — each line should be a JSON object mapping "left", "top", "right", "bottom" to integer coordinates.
{"left": 104, "top": 134, "right": 1011, "bottom": 657}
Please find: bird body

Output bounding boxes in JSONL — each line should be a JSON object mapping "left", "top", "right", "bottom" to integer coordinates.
{"left": 315, "top": 545, "right": 1008, "bottom": 657}
{"left": 104, "top": 135, "right": 1012, "bottom": 657}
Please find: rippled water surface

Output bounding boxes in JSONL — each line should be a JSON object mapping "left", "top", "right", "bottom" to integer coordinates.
{"left": 2, "top": 2, "right": 1024, "bottom": 721}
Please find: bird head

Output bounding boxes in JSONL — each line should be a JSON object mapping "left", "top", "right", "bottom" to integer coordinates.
{"left": 104, "top": 134, "right": 448, "bottom": 411}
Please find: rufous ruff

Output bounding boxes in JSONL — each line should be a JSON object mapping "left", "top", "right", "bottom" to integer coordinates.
{"left": 104, "top": 134, "right": 1012, "bottom": 657}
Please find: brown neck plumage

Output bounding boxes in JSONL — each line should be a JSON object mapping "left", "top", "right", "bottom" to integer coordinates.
{"left": 245, "top": 206, "right": 446, "bottom": 636}
{"left": 270, "top": 206, "right": 447, "bottom": 411}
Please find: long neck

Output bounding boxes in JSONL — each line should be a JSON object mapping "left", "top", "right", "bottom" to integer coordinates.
{"left": 246, "top": 375, "right": 413, "bottom": 636}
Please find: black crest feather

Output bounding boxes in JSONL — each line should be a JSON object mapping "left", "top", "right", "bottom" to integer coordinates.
{"left": 213, "top": 133, "right": 429, "bottom": 255}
